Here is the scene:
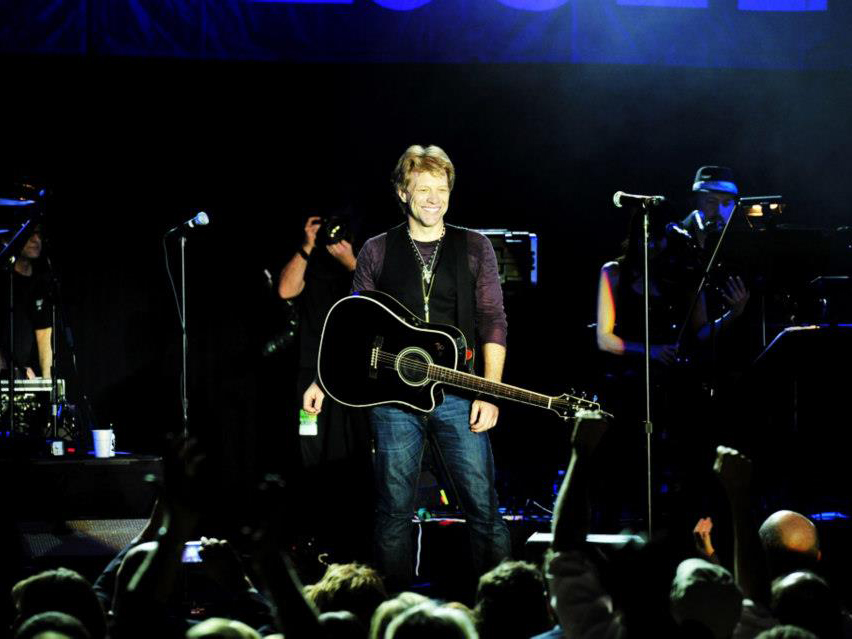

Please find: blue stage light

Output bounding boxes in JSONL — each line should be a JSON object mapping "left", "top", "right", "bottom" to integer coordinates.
{"left": 809, "top": 512, "right": 850, "bottom": 521}
{"left": 617, "top": 0, "right": 707, "bottom": 7}
{"left": 739, "top": 0, "right": 826, "bottom": 9}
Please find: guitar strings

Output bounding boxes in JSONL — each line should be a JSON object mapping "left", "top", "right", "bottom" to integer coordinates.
{"left": 372, "top": 350, "right": 597, "bottom": 409}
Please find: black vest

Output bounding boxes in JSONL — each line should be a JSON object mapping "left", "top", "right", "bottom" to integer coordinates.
{"left": 378, "top": 223, "right": 477, "bottom": 359}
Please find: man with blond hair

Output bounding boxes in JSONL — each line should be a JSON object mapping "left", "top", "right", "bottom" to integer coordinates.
{"left": 304, "top": 144, "right": 511, "bottom": 590}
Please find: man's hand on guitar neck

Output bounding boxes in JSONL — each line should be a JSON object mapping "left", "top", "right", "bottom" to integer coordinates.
{"left": 303, "top": 381, "right": 325, "bottom": 414}
{"left": 470, "top": 399, "right": 499, "bottom": 433}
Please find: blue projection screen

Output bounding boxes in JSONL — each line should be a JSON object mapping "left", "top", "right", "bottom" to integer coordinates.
{"left": 2, "top": 0, "right": 845, "bottom": 68}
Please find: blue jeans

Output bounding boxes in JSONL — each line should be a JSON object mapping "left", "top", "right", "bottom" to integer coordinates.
{"left": 370, "top": 393, "right": 511, "bottom": 589}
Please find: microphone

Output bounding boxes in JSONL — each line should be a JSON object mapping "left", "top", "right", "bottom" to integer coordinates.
{"left": 166, "top": 211, "right": 209, "bottom": 235}
{"left": 612, "top": 191, "right": 667, "bottom": 208}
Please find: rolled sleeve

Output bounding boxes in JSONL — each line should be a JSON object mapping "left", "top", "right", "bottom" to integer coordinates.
{"left": 351, "top": 234, "right": 386, "bottom": 294}
{"left": 467, "top": 231, "right": 507, "bottom": 347}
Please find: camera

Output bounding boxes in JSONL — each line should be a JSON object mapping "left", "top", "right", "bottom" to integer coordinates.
{"left": 316, "top": 215, "right": 351, "bottom": 246}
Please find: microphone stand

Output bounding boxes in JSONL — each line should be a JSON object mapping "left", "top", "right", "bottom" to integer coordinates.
{"left": 164, "top": 213, "right": 207, "bottom": 439}
{"left": 640, "top": 202, "right": 654, "bottom": 538}
{"left": 164, "top": 230, "right": 191, "bottom": 438}
{"left": 180, "top": 235, "right": 189, "bottom": 438}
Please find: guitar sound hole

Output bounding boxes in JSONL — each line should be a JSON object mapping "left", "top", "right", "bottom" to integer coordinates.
{"left": 395, "top": 347, "right": 431, "bottom": 387}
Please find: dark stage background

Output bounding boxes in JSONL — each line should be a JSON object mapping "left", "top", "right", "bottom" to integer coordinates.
{"left": 3, "top": 55, "right": 851, "bottom": 520}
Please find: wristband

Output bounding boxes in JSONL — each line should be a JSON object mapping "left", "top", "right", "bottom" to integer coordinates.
{"left": 298, "top": 247, "right": 311, "bottom": 261}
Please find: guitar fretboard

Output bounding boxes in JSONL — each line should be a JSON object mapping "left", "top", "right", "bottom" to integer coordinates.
{"left": 429, "top": 364, "right": 557, "bottom": 409}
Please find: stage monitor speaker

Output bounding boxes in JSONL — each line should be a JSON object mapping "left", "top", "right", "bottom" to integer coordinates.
{"left": 17, "top": 519, "right": 148, "bottom": 560}
{"left": 13, "top": 518, "right": 148, "bottom": 582}
{"left": 524, "top": 531, "right": 645, "bottom": 564}
{"left": 3, "top": 456, "right": 162, "bottom": 521}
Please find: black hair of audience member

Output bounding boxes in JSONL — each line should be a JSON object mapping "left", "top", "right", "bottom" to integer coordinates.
{"left": 304, "top": 563, "right": 387, "bottom": 628}
{"left": 601, "top": 533, "right": 683, "bottom": 635}
{"left": 319, "top": 610, "right": 367, "bottom": 639}
{"left": 754, "top": 625, "right": 819, "bottom": 639}
{"left": 770, "top": 571, "right": 843, "bottom": 639}
{"left": 669, "top": 558, "right": 742, "bottom": 639}
{"left": 13, "top": 611, "right": 92, "bottom": 639}
{"left": 474, "top": 560, "right": 552, "bottom": 639}
{"left": 11, "top": 568, "right": 106, "bottom": 639}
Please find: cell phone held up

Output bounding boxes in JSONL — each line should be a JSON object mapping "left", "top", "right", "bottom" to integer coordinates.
{"left": 181, "top": 541, "right": 203, "bottom": 564}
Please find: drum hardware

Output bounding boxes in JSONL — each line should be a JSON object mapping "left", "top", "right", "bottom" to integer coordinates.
{"left": 0, "top": 378, "right": 75, "bottom": 441}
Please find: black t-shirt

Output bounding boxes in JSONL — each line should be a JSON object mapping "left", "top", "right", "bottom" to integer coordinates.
{"left": 298, "top": 249, "right": 353, "bottom": 371}
{"left": 0, "top": 270, "right": 52, "bottom": 373}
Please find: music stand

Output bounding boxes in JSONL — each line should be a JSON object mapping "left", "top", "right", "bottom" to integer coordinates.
{"left": 752, "top": 324, "right": 852, "bottom": 511}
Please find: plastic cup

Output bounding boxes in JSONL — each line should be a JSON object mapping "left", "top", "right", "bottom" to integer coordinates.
{"left": 92, "top": 429, "right": 115, "bottom": 458}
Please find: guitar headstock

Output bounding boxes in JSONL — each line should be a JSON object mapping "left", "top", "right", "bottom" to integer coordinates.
{"left": 550, "top": 391, "right": 612, "bottom": 422}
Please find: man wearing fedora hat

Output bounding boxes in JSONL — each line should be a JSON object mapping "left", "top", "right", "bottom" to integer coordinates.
{"left": 680, "top": 166, "right": 750, "bottom": 339}
{"left": 682, "top": 165, "right": 741, "bottom": 251}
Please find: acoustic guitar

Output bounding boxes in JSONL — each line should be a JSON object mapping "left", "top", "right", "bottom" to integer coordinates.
{"left": 317, "top": 290, "right": 609, "bottom": 421}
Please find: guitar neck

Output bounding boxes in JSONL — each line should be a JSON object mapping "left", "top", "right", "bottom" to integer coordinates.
{"left": 428, "top": 364, "right": 557, "bottom": 411}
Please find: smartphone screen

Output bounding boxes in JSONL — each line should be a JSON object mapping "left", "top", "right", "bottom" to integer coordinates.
{"left": 181, "top": 541, "right": 203, "bottom": 563}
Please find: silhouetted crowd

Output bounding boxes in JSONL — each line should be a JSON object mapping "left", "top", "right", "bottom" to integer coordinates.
{"left": 6, "top": 427, "right": 851, "bottom": 639}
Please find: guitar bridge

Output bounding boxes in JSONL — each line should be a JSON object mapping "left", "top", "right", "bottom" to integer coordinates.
{"left": 370, "top": 335, "right": 384, "bottom": 379}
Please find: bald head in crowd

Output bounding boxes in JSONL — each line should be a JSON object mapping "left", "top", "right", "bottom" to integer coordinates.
{"left": 758, "top": 511, "right": 821, "bottom": 578}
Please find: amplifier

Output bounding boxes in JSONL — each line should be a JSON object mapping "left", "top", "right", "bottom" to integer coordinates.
{"left": 477, "top": 229, "right": 538, "bottom": 287}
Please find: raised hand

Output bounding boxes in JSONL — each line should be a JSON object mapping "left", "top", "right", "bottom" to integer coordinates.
{"left": 199, "top": 537, "right": 253, "bottom": 592}
{"left": 158, "top": 434, "right": 206, "bottom": 534}
{"left": 303, "top": 215, "right": 322, "bottom": 251}
{"left": 713, "top": 445, "right": 753, "bottom": 497}
{"left": 722, "top": 276, "right": 750, "bottom": 318}
{"left": 570, "top": 410, "right": 609, "bottom": 460}
{"left": 693, "top": 517, "right": 717, "bottom": 561}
